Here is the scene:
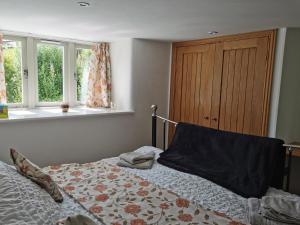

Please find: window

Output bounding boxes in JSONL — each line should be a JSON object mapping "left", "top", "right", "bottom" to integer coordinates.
{"left": 3, "top": 37, "right": 26, "bottom": 105}
{"left": 2, "top": 34, "right": 93, "bottom": 108}
{"left": 37, "top": 42, "right": 64, "bottom": 103}
{"left": 76, "top": 47, "right": 92, "bottom": 103}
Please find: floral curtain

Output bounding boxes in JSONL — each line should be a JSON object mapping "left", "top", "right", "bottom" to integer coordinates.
{"left": 86, "top": 43, "right": 112, "bottom": 108}
{"left": 0, "top": 33, "right": 7, "bottom": 104}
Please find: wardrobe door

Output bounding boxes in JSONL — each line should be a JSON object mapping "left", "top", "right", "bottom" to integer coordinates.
{"left": 218, "top": 37, "right": 273, "bottom": 136}
{"left": 169, "top": 43, "right": 220, "bottom": 140}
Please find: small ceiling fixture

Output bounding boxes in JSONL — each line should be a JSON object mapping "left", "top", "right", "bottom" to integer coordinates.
{"left": 208, "top": 31, "right": 218, "bottom": 35}
{"left": 77, "top": 1, "right": 90, "bottom": 7}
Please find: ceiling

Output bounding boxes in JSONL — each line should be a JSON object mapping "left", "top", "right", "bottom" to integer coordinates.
{"left": 0, "top": 0, "right": 299, "bottom": 42}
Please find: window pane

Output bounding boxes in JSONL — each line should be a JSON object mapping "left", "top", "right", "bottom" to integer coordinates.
{"left": 76, "top": 48, "right": 92, "bottom": 102}
{"left": 37, "top": 43, "right": 63, "bottom": 103}
{"left": 3, "top": 39, "right": 23, "bottom": 104}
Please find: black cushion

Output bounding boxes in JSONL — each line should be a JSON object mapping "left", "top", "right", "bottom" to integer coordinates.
{"left": 157, "top": 123, "right": 285, "bottom": 198}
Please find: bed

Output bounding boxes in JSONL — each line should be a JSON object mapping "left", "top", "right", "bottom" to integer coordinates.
{"left": 0, "top": 146, "right": 295, "bottom": 225}
{"left": 0, "top": 105, "right": 296, "bottom": 225}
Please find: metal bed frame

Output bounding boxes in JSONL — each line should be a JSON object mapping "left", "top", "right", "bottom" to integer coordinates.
{"left": 151, "top": 104, "right": 299, "bottom": 192}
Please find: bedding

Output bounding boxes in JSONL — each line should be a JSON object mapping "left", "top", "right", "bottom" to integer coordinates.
{"left": 247, "top": 193, "right": 300, "bottom": 225}
{"left": 106, "top": 147, "right": 250, "bottom": 222}
{"left": 57, "top": 214, "right": 98, "bottom": 225}
{"left": 158, "top": 123, "right": 285, "bottom": 198}
{"left": 0, "top": 146, "right": 291, "bottom": 225}
{"left": 117, "top": 158, "right": 154, "bottom": 169}
{"left": 119, "top": 151, "right": 155, "bottom": 164}
{"left": 44, "top": 153, "right": 245, "bottom": 225}
{"left": 117, "top": 151, "right": 155, "bottom": 169}
{"left": 0, "top": 160, "right": 100, "bottom": 225}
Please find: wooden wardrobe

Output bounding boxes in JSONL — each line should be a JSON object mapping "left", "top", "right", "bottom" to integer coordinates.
{"left": 169, "top": 30, "right": 276, "bottom": 140}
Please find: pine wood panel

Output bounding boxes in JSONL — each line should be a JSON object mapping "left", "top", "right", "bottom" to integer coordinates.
{"left": 173, "top": 30, "right": 275, "bottom": 47}
{"left": 199, "top": 44, "right": 216, "bottom": 127}
{"left": 243, "top": 48, "right": 256, "bottom": 134}
{"left": 193, "top": 54, "right": 203, "bottom": 124}
{"left": 168, "top": 44, "right": 217, "bottom": 141}
{"left": 210, "top": 43, "right": 224, "bottom": 129}
{"left": 218, "top": 36, "right": 271, "bottom": 136}
{"left": 169, "top": 30, "right": 276, "bottom": 144}
{"left": 236, "top": 49, "right": 249, "bottom": 133}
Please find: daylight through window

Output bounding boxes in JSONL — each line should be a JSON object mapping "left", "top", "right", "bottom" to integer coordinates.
{"left": 3, "top": 39, "right": 23, "bottom": 104}
{"left": 37, "top": 43, "right": 64, "bottom": 103}
{"left": 2, "top": 35, "right": 92, "bottom": 108}
{"left": 76, "top": 48, "right": 92, "bottom": 103}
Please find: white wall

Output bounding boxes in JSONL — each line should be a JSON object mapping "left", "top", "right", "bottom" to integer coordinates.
{"left": 274, "top": 28, "right": 300, "bottom": 195}
{"left": 276, "top": 28, "right": 300, "bottom": 142}
{"left": 111, "top": 39, "right": 133, "bottom": 110}
{"left": 0, "top": 39, "right": 171, "bottom": 167}
{"left": 268, "top": 28, "right": 300, "bottom": 143}
{"left": 268, "top": 28, "right": 286, "bottom": 137}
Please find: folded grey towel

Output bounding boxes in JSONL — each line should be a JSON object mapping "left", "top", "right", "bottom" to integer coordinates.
{"left": 261, "top": 196, "right": 300, "bottom": 224}
{"left": 119, "top": 151, "right": 155, "bottom": 164}
{"left": 56, "top": 214, "right": 97, "bottom": 225}
{"left": 247, "top": 198, "right": 287, "bottom": 225}
{"left": 117, "top": 159, "right": 154, "bottom": 169}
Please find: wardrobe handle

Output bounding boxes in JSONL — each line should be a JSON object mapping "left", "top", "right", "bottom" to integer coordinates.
{"left": 212, "top": 118, "right": 218, "bottom": 122}
{"left": 204, "top": 116, "right": 209, "bottom": 120}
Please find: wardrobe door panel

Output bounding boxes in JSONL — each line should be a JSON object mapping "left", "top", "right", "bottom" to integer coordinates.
{"left": 169, "top": 44, "right": 217, "bottom": 141}
{"left": 169, "top": 30, "right": 276, "bottom": 146}
{"left": 198, "top": 44, "right": 216, "bottom": 127}
{"left": 236, "top": 49, "right": 250, "bottom": 133}
{"left": 243, "top": 48, "right": 257, "bottom": 134}
{"left": 251, "top": 37, "right": 269, "bottom": 135}
{"left": 210, "top": 43, "right": 223, "bottom": 129}
{"left": 218, "top": 36, "right": 271, "bottom": 136}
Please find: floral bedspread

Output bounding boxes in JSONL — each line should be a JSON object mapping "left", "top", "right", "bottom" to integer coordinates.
{"left": 44, "top": 160, "right": 244, "bottom": 225}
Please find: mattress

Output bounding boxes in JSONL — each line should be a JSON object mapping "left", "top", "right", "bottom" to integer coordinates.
{"left": 0, "top": 146, "right": 290, "bottom": 225}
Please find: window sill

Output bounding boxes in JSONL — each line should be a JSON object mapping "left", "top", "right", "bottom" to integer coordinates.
{"left": 0, "top": 106, "right": 134, "bottom": 123}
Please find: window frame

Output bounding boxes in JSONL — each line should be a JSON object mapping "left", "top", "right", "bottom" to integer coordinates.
{"left": 2, "top": 33, "right": 95, "bottom": 109}
{"left": 74, "top": 44, "right": 92, "bottom": 105}
{"left": 3, "top": 35, "right": 28, "bottom": 108}
{"left": 34, "top": 39, "right": 67, "bottom": 107}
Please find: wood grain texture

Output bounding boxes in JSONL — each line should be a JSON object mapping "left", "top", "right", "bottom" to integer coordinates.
{"left": 173, "top": 30, "right": 275, "bottom": 47}
{"left": 168, "top": 45, "right": 177, "bottom": 141}
{"left": 243, "top": 48, "right": 256, "bottom": 134}
{"left": 194, "top": 53, "right": 203, "bottom": 124}
{"left": 168, "top": 44, "right": 217, "bottom": 142}
{"left": 236, "top": 49, "right": 249, "bottom": 133}
{"left": 169, "top": 30, "right": 276, "bottom": 143}
{"left": 210, "top": 43, "right": 223, "bottom": 129}
{"left": 217, "top": 36, "right": 270, "bottom": 136}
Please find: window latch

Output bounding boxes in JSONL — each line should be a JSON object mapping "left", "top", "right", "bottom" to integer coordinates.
{"left": 23, "top": 69, "right": 29, "bottom": 79}
{"left": 74, "top": 72, "right": 77, "bottom": 81}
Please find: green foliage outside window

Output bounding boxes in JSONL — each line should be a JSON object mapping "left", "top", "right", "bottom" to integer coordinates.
{"left": 3, "top": 43, "right": 22, "bottom": 104}
{"left": 37, "top": 44, "right": 63, "bottom": 102}
{"left": 76, "top": 48, "right": 92, "bottom": 102}
{"left": 3, "top": 42, "right": 91, "bottom": 104}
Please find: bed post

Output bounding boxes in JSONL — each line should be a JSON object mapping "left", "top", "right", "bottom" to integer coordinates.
{"left": 151, "top": 105, "right": 157, "bottom": 147}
